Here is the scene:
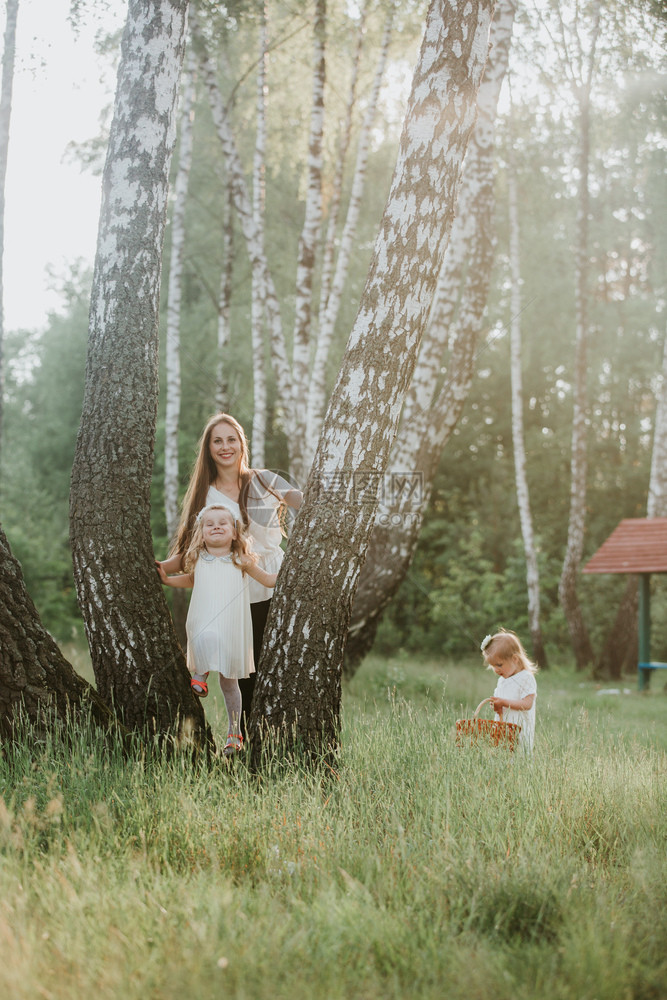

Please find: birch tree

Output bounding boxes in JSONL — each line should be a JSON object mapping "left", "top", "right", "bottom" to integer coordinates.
{"left": 345, "top": 0, "right": 516, "bottom": 670}
{"left": 191, "top": 3, "right": 393, "bottom": 479}
{"left": 555, "top": 0, "right": 601, "bottom": 670}
{"left": 250, "top": 1, "right": 268, "bottom": 466}
{"left": 164, "top": 48, "right": 197, "bottom": 649}
{"left": 69, "top": 0, "right": 208, "bottom": 742}
{"left": 0, "top": 0, "right": 18, "bottom": 456}
{"left": 248, "top": 0, "right": 496, "bottom": 759}
{"left": 507, "top": 125, "right": 548, "bottom": 668}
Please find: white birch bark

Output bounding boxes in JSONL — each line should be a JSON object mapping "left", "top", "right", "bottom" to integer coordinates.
{"left": 508, "top": 145, "right": 548, "bottom": 668}
{"left": 190, "top": 7, "right": 293, "bottom": 432}
{"left": 345, "top": 0, "right": 516, "bottom": 669}
{"left": 215, "top": 179, "right": 232, "bottom": 412}
{"left": 249, "top": 0, "right": 495, "bottom": 759}
{"left": 317, "top": 1, "right": 367, "bottom": 326}
{"left": 251, "top": 2, "right": 268, "bottom": 467}
{"left": 305, "top": 6, "right": 394, "bottom": 465}
{"left": 0, "top": 0, "right": 18, "bottom": 455}
{"left": 165, "top": 48, "right": 196, "bottom": 539}
{"left": 69, "top": 0, "right": 209, "bottom": 743}
{"left": 557, "top": 0, "right": 601, "bottom": 669}
{"left": 647, "top": 331, "right": 667, "bottom": 518}
{"left": 291, "top": 0, "right": 326, "bottom": 482}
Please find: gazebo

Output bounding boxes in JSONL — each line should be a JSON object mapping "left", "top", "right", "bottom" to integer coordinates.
{"left": 582, "top": 517, "right": 667, "bottom": 689}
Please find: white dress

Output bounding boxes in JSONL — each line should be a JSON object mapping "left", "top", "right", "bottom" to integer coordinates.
{"left": 206, "top": 470, "right": 295, "bottom": 603}
{"left": 493, "top": 669, "right": 537, "bottom": 751}
{"left": 186, "top": 552, "right": 255, "bottom": 679}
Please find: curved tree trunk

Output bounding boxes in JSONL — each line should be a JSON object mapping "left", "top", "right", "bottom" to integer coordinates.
{"left": 248, "top": 0, "right": 495, "bottom": 761}
{"left": 345, "top": 0, "right": 516, "bottom": 672}
{"left": 0, "top": 526, "right": 117, "bottom": 741}
{"left": 69, "top": 0, "right": 208, "bottom": 744}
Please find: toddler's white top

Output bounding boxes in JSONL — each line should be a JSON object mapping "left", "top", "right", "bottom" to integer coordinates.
{"left": 493, "top": 669, "right": 537, "bottom": 751}
{"left": 206, "top": 470, "right": 295, "bottom": 603}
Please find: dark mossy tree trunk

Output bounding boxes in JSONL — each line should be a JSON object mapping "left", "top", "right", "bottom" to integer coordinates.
{"left": 0, "top": 526, "right": 115, "bottom": 741}
{"left": 69, "top": 0, "right": 208, "bottom": 743}
{"left": 248, "top": 0, "right": 496, "bottom": 761}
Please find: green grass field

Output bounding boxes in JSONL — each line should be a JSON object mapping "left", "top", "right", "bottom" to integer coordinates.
{"left": 1, "top": 653, "right": 665, "bottom": 999}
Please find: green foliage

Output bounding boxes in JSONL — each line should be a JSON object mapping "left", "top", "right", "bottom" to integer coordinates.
{"left": 0, "top": 656, "right": 665, "bottom": 999}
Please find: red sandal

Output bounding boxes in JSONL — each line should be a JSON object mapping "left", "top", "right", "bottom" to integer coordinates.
{"left": 190, "top": 678, "right": 208, "bottom": 697}
{"left": 223, "top": 734, "right": 243, "bottom": 756}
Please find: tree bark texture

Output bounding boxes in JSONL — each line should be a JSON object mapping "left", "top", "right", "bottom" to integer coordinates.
{"left": 558, "top": 0, "right": 601, "bottom": 670}
{"left": 508, "top": 139, "right": 548, "bottom": 668}
{"left": 251, "top": 2, "right": 269, "bottom": 467}
{"left": 345, "top": 0, "right": 515, "bottom": 671}
{"left": 647, "top": 331, "right": 667, "bottom": 519}
{"left": 69, "top": 0, "right": 208, "bottom": 742}
{"left": 0, "top": 0, "right": 18, "bottom": 454}
{"left": 0, "top": 526, "right": 115, "bottom": 741}
{"left": 248, "top": 0, "right": 496, "bottom": 758}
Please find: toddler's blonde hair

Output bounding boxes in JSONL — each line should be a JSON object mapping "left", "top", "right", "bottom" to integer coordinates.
{"left": 183, "top": 505, "right": 257, "bottom": 574}
{"left": 482, "top": 629, "right": 537, "bottom": 674}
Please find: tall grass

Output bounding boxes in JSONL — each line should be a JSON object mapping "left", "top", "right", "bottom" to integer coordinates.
{"left": 1, "top": 654, "right": 665, "bottom": 999}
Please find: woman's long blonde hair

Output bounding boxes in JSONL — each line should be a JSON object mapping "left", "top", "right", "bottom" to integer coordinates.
{"left": 171, "top": 413, "right": 251, "bottom": 559}
{"left": 170, "top": 412, "right": 288, "bottom": 561}
{"left": 182, "top": 505, "right": 256, "bottom": 574}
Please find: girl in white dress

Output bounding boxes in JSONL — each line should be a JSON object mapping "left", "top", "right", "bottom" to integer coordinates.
{"left": 158, "top": 504, "right": 277, "bottom": 755}
{"left": 481, "top": 629, "right": 538, "bottom": 752}
{"left": 157, "top": 413, "right": 302, "bottom": 736}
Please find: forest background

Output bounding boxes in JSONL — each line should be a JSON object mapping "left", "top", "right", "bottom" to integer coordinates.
{"left": 1, "top": 0, "right": 666, "bottom": 679}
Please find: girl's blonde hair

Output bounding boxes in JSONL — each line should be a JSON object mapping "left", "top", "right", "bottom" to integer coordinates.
{"left": 482, "top": 629, "right": 538, "bottom": 674}
{"left": 182, "top": 505, "right": 257, "bottom": 574}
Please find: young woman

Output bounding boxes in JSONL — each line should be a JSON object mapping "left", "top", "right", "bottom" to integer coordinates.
{"left": 157, "top": 413, "right": 302, "bottom": 733}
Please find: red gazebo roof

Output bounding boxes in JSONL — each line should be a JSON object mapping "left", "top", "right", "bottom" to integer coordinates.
{"left": 582, "top": 518, "right": 667, "bottom": 575}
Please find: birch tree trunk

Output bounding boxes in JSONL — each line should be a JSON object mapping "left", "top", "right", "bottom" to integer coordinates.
{"left": 345, "top": 0, "right": 516, "bottom": 671}
{"left": 305, "top": 6, "right": 394, "bottom": 467}
{"left": 508, "top": 138, "right": 548, "bottom": 668}
{"left": 164, "top": 48, "right": 196, "bottom": 650}
{"left": 191, "top": 9, "right": 293, "bottom": 436}
{"left": 251, "top": 2, "right": 268, "bottom": 467}
{"left": 215, "top": 180, "right": 232, "bottom": 412}
{"left": 69, "top": 0, "right": 208, "bottom": 743}
{"left": 248, "top": 0, "right": 495, "bottom": 760}
{"left": 647, "top": 331, "right": 667, "bottom": 519}
{"left": 0, "top": 526, "right": 117, "bottom": 741}
{"left": 0, "top": 0, "right": 18, "bottom": 456}
{"left": 557, "top": 1, "right": 601, "bottom": 670}
{"left": 290, "top": 0, "right": 326, "bottom": 484}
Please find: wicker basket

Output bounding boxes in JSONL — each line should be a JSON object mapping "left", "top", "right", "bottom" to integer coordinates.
{"left": 455, "top": 698, "right": 521, "bottom": 750}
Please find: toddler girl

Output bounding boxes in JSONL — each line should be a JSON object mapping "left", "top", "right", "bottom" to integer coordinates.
{"left": 481, "top": 629, "right": 537, "bottom": 751}
{"left": 157, "top": 504, "right": 276, "bottom": 755}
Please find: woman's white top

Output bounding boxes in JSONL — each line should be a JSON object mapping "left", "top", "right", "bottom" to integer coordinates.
{"left": 186, "top": 552, "right": 254, "bottom": 679}
{"left": 493, "top": 669, "right": 537, "bottom": 751}
{"left": 206, "top": 470, "right": 294, "bottom": 603}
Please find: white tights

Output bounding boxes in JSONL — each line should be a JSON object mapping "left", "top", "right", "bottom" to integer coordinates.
{"left": 193, "top": 672, "right": 241, "bottom": 736}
